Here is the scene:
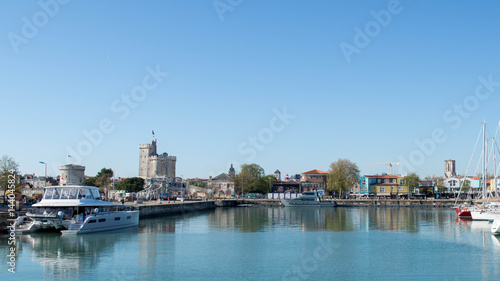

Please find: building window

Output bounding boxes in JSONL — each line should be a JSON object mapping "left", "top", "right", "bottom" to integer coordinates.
{"left": 398, "top": 186, "right": 403, "bottom": 191}
{"left": 380, "top": 187, "right": 385, "bottom": 192}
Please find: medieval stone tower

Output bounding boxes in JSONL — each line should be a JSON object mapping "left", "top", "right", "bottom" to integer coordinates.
{"left": 139, "top": 139, "right": 176, "bottom": 180}
{"left": 444, "top": 159, "right": 456, "bottom": 178}
{"left": 60, "top": 164, "right": 85, "bottom": 185}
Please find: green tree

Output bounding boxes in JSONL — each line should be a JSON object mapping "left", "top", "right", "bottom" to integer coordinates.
{"left": 82, "top": 177, "right": 97, "bottom": 186}
{"left": 94, "top": 168, "right": 114, "bottom": 191}
{"left": 233, "top": 164, "right": 265, "bottom": 194}
{"left": 115, "top": 177, "right": 145, "bottom": 193}
{"left": 327, "top": 159, "right": 360, "bottom": 198}
{"left": 461, "top": 179, "right": 471, "bottom": 193}
{"left": 404, "top": 172, "right": 420, "bottom": 197}
{"left": 259, "top": 175, "right": 278, "bottom": 194}
{"left": 0, "top": 155, "right": 20, "bottom": 205}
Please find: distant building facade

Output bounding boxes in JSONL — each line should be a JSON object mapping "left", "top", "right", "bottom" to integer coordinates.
{"left": 360, "top": 174, "right": 408, "bottom": 196}
{"left": 300, "top": 169, "right": 328, "bottom": 194}
{"left": 208, "top": 165, "right": 235, "bottom": 198}
{"left": 139, "top": 139, "right": 176, "bottom": 180}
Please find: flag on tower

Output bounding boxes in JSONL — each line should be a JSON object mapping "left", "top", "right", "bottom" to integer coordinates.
{"left": 152, "top": 130, "right": 155, "bottom": 138}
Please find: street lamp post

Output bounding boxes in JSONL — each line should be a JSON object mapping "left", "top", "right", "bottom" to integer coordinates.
{"left": 39, "top": 161, "right": 47, "bottom": 187}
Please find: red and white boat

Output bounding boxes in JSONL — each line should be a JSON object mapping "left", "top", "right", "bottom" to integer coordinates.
{"left": 455, "top": 205, "right": 472, "bottom": 218}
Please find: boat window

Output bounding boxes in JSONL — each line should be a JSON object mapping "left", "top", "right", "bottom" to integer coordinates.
{"left": 115, "top": 217, "right": 121, "bottom": 221}
{"left": 43, "top": 188, "right": 54, "bottom": 199}
{"left": 80, "top": 188, "right": 93, "bottom": 199}
{"left": 91, "top": 189, "right": 101, "bottom": 200}
{"left": 60, "top": 189, "right": 69, "bottom": 200}
{"left": 98, "top": 218, "right": 106, "bottom": 222}
{"left": 52, "top": 188, "right": 60, "bottom": 199}
{"left": 127, "top": 216, "right": 132, "bottom": 219}
{"left": 69, "top": 188, "right": 78, "bottom": 199}
{"left": 88, "top": 219, "right": 96, "bottom": 223}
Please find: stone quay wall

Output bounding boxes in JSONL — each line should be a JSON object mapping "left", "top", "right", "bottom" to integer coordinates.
{"left": 136, "top": 201, "right": 216, "bottom": 219}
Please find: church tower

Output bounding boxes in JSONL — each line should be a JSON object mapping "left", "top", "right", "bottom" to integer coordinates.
{"left": 274, "top": 169, "right": 281, "bottom": 181}
{"left": 444, "top": 159, "right": 456, "bottom": 178}
{"left": 228, "top": 164, "right": 236, "bottom": 177}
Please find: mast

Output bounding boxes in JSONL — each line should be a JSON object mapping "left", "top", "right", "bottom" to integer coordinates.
{"left": 493, "top": 136, "right": 497, "bottom": 197}
{"left": 482, "top": 122, "right": 487, "bottom": 199}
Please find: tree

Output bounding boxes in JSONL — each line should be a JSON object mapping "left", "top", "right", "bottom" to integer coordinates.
{"left": 327, "top": 159, "right": 360, "bottom": 198}
{"left": 115, "top": 177, "right": 145, "bottom": 193}
{"left": 233, "top": 164, "right": 265, "bottom": 195}
{"left": 94, "top": 168, "right": 114, "bottom": 191}
{"left": 461, "top": 179, "right": 471, "bottom": 193}
{"left": 82, "top": 177, "right": 97, "bottom": 186}
{"left": 259, "top": 175, "right": 278, "bottom": 194}
{"left": 0, "top": 155, "right": 20, "bottom": 205}
{"left": 404, "top": 173, "right": 420, "bottom": 197}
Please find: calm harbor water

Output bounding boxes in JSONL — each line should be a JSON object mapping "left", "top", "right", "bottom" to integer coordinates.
{"left": 2, "top": 207, "right": 500, "bottom": 280}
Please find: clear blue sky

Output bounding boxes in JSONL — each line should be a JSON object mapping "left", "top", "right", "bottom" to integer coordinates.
{"left": 1, "top": 0, "right": 500, "bottom": 179}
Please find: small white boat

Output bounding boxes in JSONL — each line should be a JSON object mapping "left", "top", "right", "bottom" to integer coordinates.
{"left": 281, "top": 191, "right": 336, "bottom": 207}
{"left": 12, "top": 185, "right": 139, "bottom": 234}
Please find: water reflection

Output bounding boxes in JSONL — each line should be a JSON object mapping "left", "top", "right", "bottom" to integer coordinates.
{"left": 206, "top": 207, "right": 457, "bottom": 233}
{"left": 0, "top": 228, "right": 138, "bottom": 280}
{"left": 1, "top": 207, "right": 500, "bottom": 280}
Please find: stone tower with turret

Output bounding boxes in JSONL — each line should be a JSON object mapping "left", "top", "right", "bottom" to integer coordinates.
{"left": 139, "top": 139, "right": 176, "bottom": 179}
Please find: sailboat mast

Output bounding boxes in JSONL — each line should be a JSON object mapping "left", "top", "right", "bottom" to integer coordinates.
{"left": 482, "top": 122, "right": 487, "bottom": 199}
{"left": 493, "top": 136, "right": 497, "bottom": 197}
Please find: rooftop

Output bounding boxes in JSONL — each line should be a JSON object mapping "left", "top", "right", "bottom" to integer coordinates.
{"left": 301, "top": 169, "right": 327, "bottom": 175}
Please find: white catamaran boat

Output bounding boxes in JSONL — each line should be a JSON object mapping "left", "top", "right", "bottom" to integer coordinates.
{"left": 281, "top": 191, "right": 337, "bottom": 207}
{"left": 13, "top": 185, "right": 139, "bottom": 234}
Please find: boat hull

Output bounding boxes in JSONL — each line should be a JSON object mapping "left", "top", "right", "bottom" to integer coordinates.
{"left": 492, "top": 218, "right": 500, "bottom": 234}
{"left": 455, "top": 207, "right": 472, "bottom": 218}
{"left": 281, "top": 199, "right": 336, "bottom": 207}
{"left": 61, "top": 211, "right": 139, "bottom": 235}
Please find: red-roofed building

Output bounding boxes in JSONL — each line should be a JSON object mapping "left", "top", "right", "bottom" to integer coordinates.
{"left": 300, "top": 169, "right": 328, "bottom": 194}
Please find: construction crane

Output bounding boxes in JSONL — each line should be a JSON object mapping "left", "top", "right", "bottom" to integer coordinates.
{"left": 365, "top": 162, "right": 401, "bottom": 175}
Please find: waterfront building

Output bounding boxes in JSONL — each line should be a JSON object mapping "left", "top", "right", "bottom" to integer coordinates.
{"left": 359, "top": 176, "right": 375, "bottom": 195}
{"left": 300, "top": 169, "right": 328, "bottom": 194}
{"left": 139, "top": 139, "right": 176, "bottom": 180}
{"left": 208, "top": 166, "right": 235, "bottom": 198}
{"left": 366, "top": 175, "right": 407, "bottom": 196}
{"left": 272, "top": 180, "right": 300, "bottom": 193}
{"left": 444, "top": 176, "right": 483, "bottom": 196}
{"left": 489, "top": 176, "right": 500, "bottom": 194}
{"left": 349, "top": 181, "right": 360, "bottom": 195}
